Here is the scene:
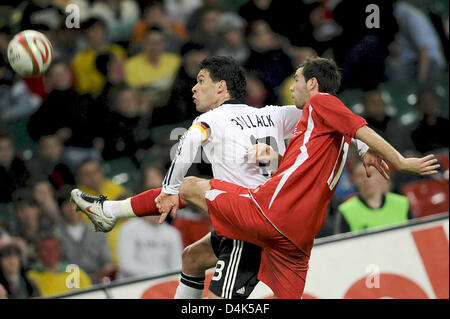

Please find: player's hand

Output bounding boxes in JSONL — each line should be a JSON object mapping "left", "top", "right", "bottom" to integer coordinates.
{"left": 362, "top": 149, "right": 390, "bottom": 180}
{"left": 155, "top": 192, "right": 179, "bottom": 224}
{"left": 398, "top": 154, "right": 440, "bottom": 176}
{"left": 246, "top": 143, "right": 280, "bottom": 165}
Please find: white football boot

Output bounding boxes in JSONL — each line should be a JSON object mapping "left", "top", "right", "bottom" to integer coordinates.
{"left": 70, "top": 189, "right": 117, "bottom": 232}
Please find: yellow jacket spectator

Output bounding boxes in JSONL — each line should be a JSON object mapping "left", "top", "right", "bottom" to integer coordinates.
{"left": 72, "top": 17, "right": 126, "bottom": 97}
{"left": 335, "top": 159, "right": 413, "bottom": 234}
{"left": 125, "top": 25, "right": 181, "bottom": 108}
{"left": 27, "top": 237, "right": 91, "bottom": 297}
{"left": 75, "top": 159, "right": 132, "bottom": 265}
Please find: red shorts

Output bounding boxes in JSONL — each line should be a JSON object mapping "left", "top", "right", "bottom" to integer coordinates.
{"left": 205, "top": 179, "right": 309, "bottom": 299}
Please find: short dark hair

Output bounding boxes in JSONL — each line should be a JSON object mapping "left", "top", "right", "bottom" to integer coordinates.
{"left": 198, "top": 56, "right": 247, "bottom": 101}
{"left": 299, "top": 57, "right": 341, "bottom": 95}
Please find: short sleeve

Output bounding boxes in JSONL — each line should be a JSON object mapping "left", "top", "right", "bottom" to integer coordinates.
{"left": 309, "top": 94, "right": 367, "bottom": 137}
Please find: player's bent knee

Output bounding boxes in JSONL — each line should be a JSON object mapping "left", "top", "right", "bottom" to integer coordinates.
{"left": 180, "top": 176, "right": 211, "bottom": 210}
{"left": 182, "top": 243, "right": 215, "bottom": 275}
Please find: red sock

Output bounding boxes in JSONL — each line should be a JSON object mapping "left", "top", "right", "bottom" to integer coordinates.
{"left": 130, "top": 188, "right": 185, "bottom": 217}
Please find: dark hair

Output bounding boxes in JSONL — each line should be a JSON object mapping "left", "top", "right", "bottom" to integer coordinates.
{"left": 146, "top": 24, "right": 164, "bottom": 36}
{"left": 11, "top": 188, "right": 38, "bottom": 210}
{"left": 0, "top": 131, "right": 13, "bottom": 143}
{"left": 199, "top": 56, "right": 247, "bottom": 100}
{"left": 82, "top": 16, "right": 107, "bottom": 30}
{"left": 0, "top": 244, "right": 38, "bottom": 298}
{"left": 299, "top": 57, "right": 341, "bottom": 95}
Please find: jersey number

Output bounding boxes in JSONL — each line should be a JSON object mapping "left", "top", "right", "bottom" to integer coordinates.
{"left": 327, "top": 137, "right": 350, "bottom": 190}
{"left": 212, "top": 260, "right": 225, "bottom": 281}
{"left": 250, "top": 135, "right": 279, "bottom": 177}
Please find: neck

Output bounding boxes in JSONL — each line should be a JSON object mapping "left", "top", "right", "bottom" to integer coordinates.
{"left": 5, "top": 272, "right": 20, "bottom": 283}
{"left": 90, "top": 42, "right": 107, "bottom": 54}
{"left": 46, "top": 263, "right": 59, "bottom": 273}
{"left": 211, "top": 95, "right": 232, "bottom": 110}
{"left": 146, "top": 54, "right": 160, "bottom": 65}
{"left": 361, "top": 191, "right": 383, "bottom": 209}
{"left": 424, "top": 114, "right": 437, "bottom": 125}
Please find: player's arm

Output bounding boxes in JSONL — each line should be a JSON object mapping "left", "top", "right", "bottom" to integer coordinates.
{"left": 355, "top": 125, "right": 440, "bottom": 175}
{"left": 351, "top": 138, "right": 390, "bottom": 180}
{"left": 156, "top": 121, "right": 210, "bottom": 222}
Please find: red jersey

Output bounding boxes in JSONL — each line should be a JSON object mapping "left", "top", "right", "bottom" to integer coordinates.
{"left": 249, "top": 93, "right": 367, "bottom": 255}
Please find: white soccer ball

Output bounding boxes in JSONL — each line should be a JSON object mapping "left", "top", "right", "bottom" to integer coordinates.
{"left": 7, "top": 30, "right": 53, "bottom": 78}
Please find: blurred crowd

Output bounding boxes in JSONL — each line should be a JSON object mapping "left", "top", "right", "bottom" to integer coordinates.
{"left": 0, "top": 0, "right": 448, "bottom": 298}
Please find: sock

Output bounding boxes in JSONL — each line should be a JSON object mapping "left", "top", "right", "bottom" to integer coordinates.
{"left": 103, "top": 198, "right": 136, "bottom": 219}
{"left": 104, "top": 188, "right": 186, "bottom": 218}
{"left": 174, "top": 272, "right": 205, "bottom": 299}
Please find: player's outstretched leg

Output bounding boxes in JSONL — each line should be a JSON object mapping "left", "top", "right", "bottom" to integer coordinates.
{"left": 70, "top": 187, "right": 168, "bottom": 232}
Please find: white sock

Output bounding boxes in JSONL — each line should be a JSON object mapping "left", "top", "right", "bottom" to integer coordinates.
{"left": 103, "top": 198, "right": 136, "bottom": 219}
{"left": 173, "top": 273, "right": 205, "bottom": 299}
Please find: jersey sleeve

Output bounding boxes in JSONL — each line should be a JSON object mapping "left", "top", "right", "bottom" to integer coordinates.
{"left": 351, "top": 138, "right": 369, "bottom": 158}
{"left": 162, "top": 117, "right": 211, "bottom": 194}
{"left": 280, "top": 105, "right": 302, "bottom": 139}
{"left": 310, "top": 94, "right": 367, "bottom": 137}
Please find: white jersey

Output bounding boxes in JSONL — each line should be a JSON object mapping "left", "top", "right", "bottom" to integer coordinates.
{"left": 162, "top": 101, "right": 369, "bottom": 194}
{"left": 162, "top": 102, "right": 301, "bottom": 193}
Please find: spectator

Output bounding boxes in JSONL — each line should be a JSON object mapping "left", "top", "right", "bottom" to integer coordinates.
{"left": 75, "top": 158, "right": 132, "bottom": 265}
{"left": 164, "top": 0, "right": 202, "bottom": 25}
{"left": 0, "top": 133, "right": 31, "bottom": 203}
{"left": 117, "top": 215, "right": 183, "bottom": 278}
{"left": 26, "top": 134, "right": 75, "bottom": 191}
{"left": 238, "top": 0, "right": 313, "bottom": 47}
{"left": 139, "top": 164, "right": 211, "bottom": 248}
{"left": 27, "top": 235, "right": 92, "bottom": 297}
{"left": 244, "top": 20, "right": 294, "bottom": 92}
{"left": 94, "top": 52, "right": 126, "bottom": 115}
{"left": 411, "top": 88, "right": 449, "bottom": 154}
{"left": 278, "top": 46, "right": 317, "bottom": 105}
{"left": 27, "top": 60, "right": 102, "bottom": 172}
{"left": 332, "top": 0, "right": 398, "bottom": 91}
{"left": 0, "top": 283, "right": 6, "bottom": 299}
{"left": 90, "top": 0, "right": 141, "bottom": 43}
{"left": 244, "top": 71, "right": 279, "bottom": 108}
{"left": 386, "top": 1, "right": 446, "bottom": 83}
{"left": 125, "top": 25, "right": 181, "bottom": 109}
{"left": 154, "top": 42, "right": 209, "bottom": 126}
{"left": 335, "top": 158, "right": 413, "bottom": 234}
{"left": 10, "top": 188, "right": 54, "bottom": 265}
{"left": 362, "top": 89, "right": 415, "bottom": 154}
{"left": 19, "top": 0, "right": 65, "bottom": 31}
{"left": 98, "top": 85, "right": 153, "bottom": 164}
{"left": 132, "top": 2, "right": 187, "bottom": 53}
{"left": 57, "top": 189, "right": 115, "bottom": 284}
{"left": 75, "top": 159, "right": 130, "bottom": 202}
{"left": 0, "top": 244, "right": 39, "bottom": 299}
{"left": 0, "top": 55, "right": 42, "bottom": 126}
{"left": 215, "top": 13, "right": 249, "bottom": 64}
{"left": 31, "top": 179, "right": 61, "bottom": 226}
{"left": 72, "top": 16, "right": 126, "bottom": 97}
{"left": 187, "top": 6, "right": 223, "bottom": 53}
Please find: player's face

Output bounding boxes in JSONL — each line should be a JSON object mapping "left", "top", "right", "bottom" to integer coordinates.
{"left": 192, "top": 69, "right": 221, "bottom": 113}
{"left": 290, "top": 68, "right": 310, "bottom": 109}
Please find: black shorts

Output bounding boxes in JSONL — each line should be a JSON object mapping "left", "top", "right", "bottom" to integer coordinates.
{"left": 208, "top": 230, "right": 261, "bottom": 299}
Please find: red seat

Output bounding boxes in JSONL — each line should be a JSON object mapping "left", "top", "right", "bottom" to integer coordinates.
{"left": 401, "top": 179, "right": 449, "bottom": 218}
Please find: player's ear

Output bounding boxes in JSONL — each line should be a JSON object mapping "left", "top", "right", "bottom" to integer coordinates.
{"left": 309, "top": 77, "right": 318, "bottom": 90}
{"left": 217, "top": 80, "right": 227, "bottom": 94}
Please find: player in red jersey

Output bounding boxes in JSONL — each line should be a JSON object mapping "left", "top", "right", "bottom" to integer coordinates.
{"left": 156, "top": 57, "right": 440, "bottom": 298}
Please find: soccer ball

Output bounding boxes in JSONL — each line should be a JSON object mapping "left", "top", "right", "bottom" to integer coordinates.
{"left": 7, "top": 30, "right": 53, "bottom": 78}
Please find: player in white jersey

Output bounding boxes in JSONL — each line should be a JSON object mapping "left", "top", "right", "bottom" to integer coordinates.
{"left": 71, "top": 56, "right": 382, "bottom": 299}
